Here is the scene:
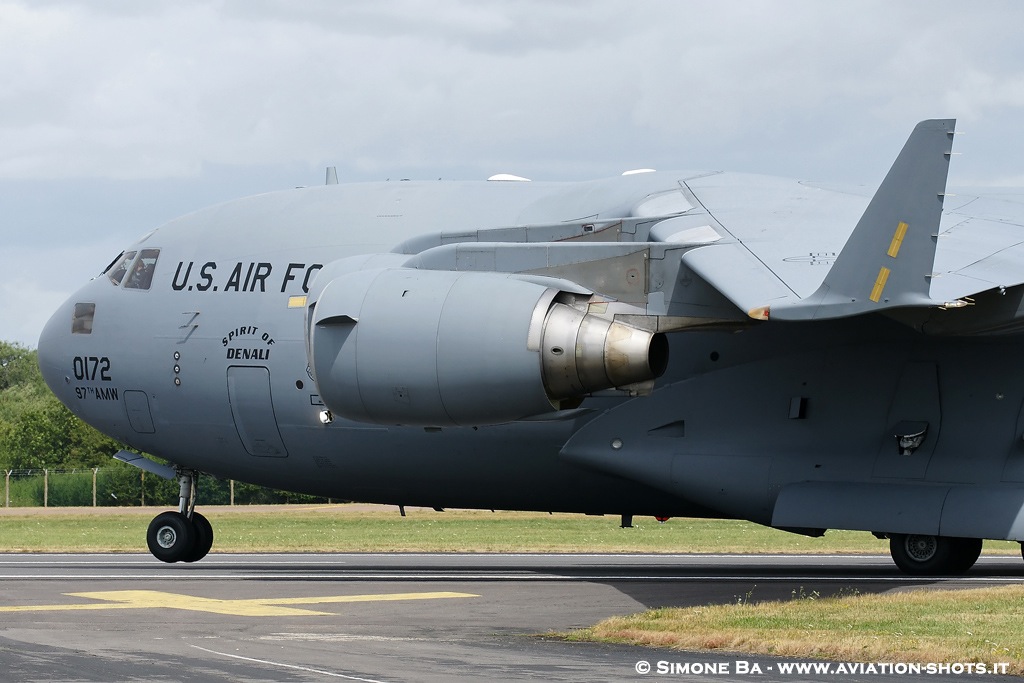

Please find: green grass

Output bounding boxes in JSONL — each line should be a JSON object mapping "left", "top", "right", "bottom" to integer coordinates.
{"left": 0, "top": 505, "right": 1021, "bottom": 554}
{"left": 566, "top": 585, "right": 1024, "bottom": 675}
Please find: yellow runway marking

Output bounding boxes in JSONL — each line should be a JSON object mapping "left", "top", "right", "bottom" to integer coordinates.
{"left": 0, "top": 590, "right": 478, "bottom": 617}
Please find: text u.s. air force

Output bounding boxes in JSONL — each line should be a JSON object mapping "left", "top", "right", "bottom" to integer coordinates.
{"left": 171, "top": 261, "right": 323, "bottom": 294}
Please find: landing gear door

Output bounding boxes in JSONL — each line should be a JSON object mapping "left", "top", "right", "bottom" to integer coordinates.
{"left": 227, "top": 366, "right": 288, "bottom": 457}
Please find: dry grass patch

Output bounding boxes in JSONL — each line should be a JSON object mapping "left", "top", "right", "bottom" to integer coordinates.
{"left": 567, "top": 585, "right": 1024, "bottom": 674}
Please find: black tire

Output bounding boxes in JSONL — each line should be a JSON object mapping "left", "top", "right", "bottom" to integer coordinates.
{"left": 948, "top": 537, "right": 983, "bottom": 574}
{"left": 147, "top": 511, "right": 196, "bottom": 563}
{"left": 889, "top": 534, "right": 981, "bottom": 575}
{"left": 184, "top": 512, "right": 214, "bottom": 563}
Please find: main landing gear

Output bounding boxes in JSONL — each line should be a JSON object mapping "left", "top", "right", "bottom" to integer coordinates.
{"left": 146, "top": 470, "right": 213, "bottom": 563}
{"left": 888, "top": 533, "right": 982, "bottom": 575}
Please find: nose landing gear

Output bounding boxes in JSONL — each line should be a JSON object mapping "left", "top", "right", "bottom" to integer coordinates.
{"left": 146, "top": 470, "right": 214, "bottom": 563}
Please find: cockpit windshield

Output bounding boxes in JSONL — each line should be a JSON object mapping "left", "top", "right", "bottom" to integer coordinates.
{"left": 107, "top": 251, "right": 136, "bottom": 285}
{"left": 104, "top": 248, "right": 161, "bottom": 290}
{"left": 124, "top": 248, "right": 160, "bottom": 290}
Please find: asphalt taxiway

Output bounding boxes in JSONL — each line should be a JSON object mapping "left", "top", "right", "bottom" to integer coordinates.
{"left": 0, "top": 553, "right": 1021, "bottom": 682}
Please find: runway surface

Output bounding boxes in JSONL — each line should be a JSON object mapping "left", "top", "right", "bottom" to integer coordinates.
{"left": 0, "top": 552, "right": 1021, "bottom": 682}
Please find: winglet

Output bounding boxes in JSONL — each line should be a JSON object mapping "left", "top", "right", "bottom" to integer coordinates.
{"left": 765, "top": 119, "right": 955, "bottom": 321}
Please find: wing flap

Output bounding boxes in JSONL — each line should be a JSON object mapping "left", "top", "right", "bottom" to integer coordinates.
{"left": 681, "top": 243, "right": 793, "bottom": 316}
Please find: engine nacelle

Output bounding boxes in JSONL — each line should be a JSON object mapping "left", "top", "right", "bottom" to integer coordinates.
{"left": 308, "top": 268, "right": 667, "bottom": 426}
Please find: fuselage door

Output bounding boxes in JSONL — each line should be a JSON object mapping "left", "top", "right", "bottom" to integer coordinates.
{"left": 226, "top": 366, "right": 289, "bottom": 458}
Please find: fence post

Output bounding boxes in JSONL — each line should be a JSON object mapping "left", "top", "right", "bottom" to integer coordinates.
{"left": 93, "top": 468, "right": 98, "bottom": 507}
{"left": 141, "top": 470, "right": 145, "bottom": 507}
{"left": 230, "top": 479, "right": 235, "bottom": 506}
{"left": 44, "top": 469, "right": 48, "bottom": 508}
{"left": 4, "top": 470, "right": 9, "bottom": 508}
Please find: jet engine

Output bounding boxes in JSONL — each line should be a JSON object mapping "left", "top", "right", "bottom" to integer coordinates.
{"left": 307, "top": 268, "right": 667, "bottom": 426}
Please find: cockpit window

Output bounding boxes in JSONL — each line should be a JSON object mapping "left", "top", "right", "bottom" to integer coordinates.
{"left": 123, "top": 248, "right": 160, "bottom": 290}
{"left": 107, "top": 251, "right": 136, "bottom": 285}
{"left": 72, "top": 303, "right": 95, "bottom": 334}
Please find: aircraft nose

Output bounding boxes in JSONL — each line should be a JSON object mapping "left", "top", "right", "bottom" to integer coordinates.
{"left": 37, "top": 301, "right": 71, "bottom": 401}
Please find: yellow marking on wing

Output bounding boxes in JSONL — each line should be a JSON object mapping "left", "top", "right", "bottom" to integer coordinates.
{"left": 869, "top": 267, "right": 891, "bottom": 303}
{"left": 887, "top": 221, "right": 909, "bottom": 258}
{"left": 0, "top": 590, "right": 478, "bottom": 617}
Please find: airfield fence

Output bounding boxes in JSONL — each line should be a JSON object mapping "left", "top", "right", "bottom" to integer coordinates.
{"left": 2, "top": 468, "right": 330, "bottom": 508}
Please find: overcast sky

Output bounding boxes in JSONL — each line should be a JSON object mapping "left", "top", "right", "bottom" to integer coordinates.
{"left": 4, "top": 0, "right": 1024, "bottom": 347}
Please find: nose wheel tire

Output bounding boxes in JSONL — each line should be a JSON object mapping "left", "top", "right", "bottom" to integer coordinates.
{"left": 889, "top": 534, "right": 982, "bottom": 575}
{"left": 147, "top": 511, "right": 196, "bottom": 563}
{"left": 184, "top": 512, "right": 214, "bottom": 563}
{"left": 147, "top": 510, "right": 214, "bottom": 563}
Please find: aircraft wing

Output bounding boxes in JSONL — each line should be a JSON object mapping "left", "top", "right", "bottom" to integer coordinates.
{"left": 661, "top": 119, "right": 1024, "bottom": 329}
{"left": 929, "top": 190, "right": 1024, "bottom": 301}
{"left": 678, "top": 119, "right": 961, "bottom": 321}
{"left": 681, "top": 178, "right": 1024, "bottom": 320}
{"left": 677, "top": 172, "right": 866, "bottom": 309}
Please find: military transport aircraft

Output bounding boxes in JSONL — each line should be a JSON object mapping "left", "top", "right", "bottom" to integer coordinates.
{"left": 36, "top": 119, "right": 1024, "bottom": 575}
